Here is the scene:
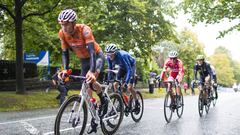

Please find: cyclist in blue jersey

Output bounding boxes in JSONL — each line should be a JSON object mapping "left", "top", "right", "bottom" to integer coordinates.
{"left": 105, "top": 43, "right": 140, "bottom": 111}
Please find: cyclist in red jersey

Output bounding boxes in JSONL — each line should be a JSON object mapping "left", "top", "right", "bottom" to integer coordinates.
{"left": 57, "top": 9, "right": 107, "bottom": 133}
{"left": 157, "top": 51, "right": 185, "bottom": 97}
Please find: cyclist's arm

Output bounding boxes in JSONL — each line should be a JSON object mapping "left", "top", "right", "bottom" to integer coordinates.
{"left": 178, "top": 60, "right": 185, "bottom": 80}
{"left": 107, "top": 57, "right": 113, "bottom": 81}
{"left": 59, "top": 31, "right": 70, "bottom": 70}
{"left": 86, "top": 42, "right": 96, "bottom": 73}
{"left": 122, "top": 55, "right": 133, "bottom": 84}
{"left": 206, "top": 63, "right": 214, "bottom": 81}
{"left": 62, "top": 49, "right": 69, "bottom": 70}
{"left": 83, "top": 25, "right": 96, "bottom": 73}
{"left": 160, "top": 60, "right": 169, "bottom": 79}
{"left": 193, "top": 64, "right": 198, "bottom": 80}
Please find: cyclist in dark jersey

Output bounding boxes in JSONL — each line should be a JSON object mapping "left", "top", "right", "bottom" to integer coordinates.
{"left": 194, "top": 55, "right": 214, "bottom": 102}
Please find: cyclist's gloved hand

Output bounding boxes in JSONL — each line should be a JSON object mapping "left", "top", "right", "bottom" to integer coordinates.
{"left": 86, "top": 71, "right": 96, "bottom": 83}
{"left": 58, "top": 70, "right": 68, "bottom": 81}
{"left": 123, "top": 83, "right": 128, "bottom": 90}
{"left": 105, "top": 80, "right": 110, "bottom": 85}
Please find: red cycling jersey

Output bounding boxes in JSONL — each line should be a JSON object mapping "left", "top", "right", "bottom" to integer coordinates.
{"left": 160, "top": 58, "right": 184, "bottom": 82}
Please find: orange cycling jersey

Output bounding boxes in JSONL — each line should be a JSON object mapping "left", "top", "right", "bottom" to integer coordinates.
{"left": 59, "top": 24, "right": 101, "bottom": 59}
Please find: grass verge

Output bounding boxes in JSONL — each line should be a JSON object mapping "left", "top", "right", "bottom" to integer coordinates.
{"left": 0, "top": 88, "right": 196, "bottom": 112}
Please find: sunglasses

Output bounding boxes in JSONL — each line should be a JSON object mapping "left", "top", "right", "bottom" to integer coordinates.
{"left": 170, "top": 58, "right": 177, "bottom": 60}
{"left": 106, "top": 52, "right": 115, "bottom": 56}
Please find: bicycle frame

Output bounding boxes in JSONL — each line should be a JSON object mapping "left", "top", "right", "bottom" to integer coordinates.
{"left": 165, "top": 79, "right": 180, "bottom": 95}
{"left": 67, "top": 77, "right": 119, "bottom": 126}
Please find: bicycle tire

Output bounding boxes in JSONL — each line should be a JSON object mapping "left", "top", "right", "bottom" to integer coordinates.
{"left": 130, "top": 91, "right": 144, "bottom": 122}
{"left": 212, "top": 89, "right": 217, "bottom": 107}
{"left": 164, "top": 91, "right": 173, "bottom": 123}
{"left": 54, "top": 95, "right": 88, "bottom": 135}
{"left": 205, "top": 97, "right": 210, "bottom": 114}
{"left": 101, "top": 93, "right": 124, "bottom": 135}
{"left": 198, "top": 91, "right": 204, "bottom": 117}
{"left": 177, "top": 94, "right": 184, "bottom": 118}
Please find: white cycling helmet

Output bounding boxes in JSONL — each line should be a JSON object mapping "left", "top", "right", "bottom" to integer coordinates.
{"left": 168, "top": 51, "right": 178, "bottom": 58}
{"left": 105, "top": 43, "right": 118, "bottom": 53}
{"left": 58, "top": 9, "right": 77, "bottom": 22}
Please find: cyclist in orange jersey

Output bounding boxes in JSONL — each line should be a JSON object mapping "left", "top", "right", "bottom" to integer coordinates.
{"left": 57, "top": 9, "right": 107, "bottom": 133}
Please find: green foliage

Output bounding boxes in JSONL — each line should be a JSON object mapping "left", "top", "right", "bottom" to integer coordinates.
{"left": 37, "top": 66, "right": 50, "bottom": 80}
{"left": 1, "top": 0, "right": 178, "bottom": 82}
{"left": 209, "top": 53, "right": 235, "bottom": 86}
{"left": 232, "top": 60, "right": 240, "bottom": 84}
{"left": 178, "top": 28, "right": 204, "bottom": 84}
{"left": 210, "top": 46, "right": 240, "bottom": 86}
{"left": 181, "top": 0, "right": 240, "bottom": 37}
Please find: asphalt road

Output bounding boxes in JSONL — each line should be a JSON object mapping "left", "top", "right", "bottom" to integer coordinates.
{"left": 0, "top": 89, "right": 240, "bottom": 135}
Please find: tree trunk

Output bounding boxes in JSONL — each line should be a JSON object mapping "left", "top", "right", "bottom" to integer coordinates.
{"left": 15, "top": 0, "right": 25, "bottom": 94}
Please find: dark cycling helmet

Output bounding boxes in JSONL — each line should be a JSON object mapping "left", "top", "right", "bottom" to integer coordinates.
{"left": 58, "top": 9, "right": 77, "bottom": 22}
{"left": 105, "top": 43, "right": 118, "bottom": 53}
{"left": 196, "top": 55, "right": 205, "bottom": 60}
{"left": 168, "top": 51, "right": 178, "bottom": 58}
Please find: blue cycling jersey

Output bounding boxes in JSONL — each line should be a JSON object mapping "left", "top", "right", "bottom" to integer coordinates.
{"left": 107, "top": 50, "right": 136, "bottom": 84}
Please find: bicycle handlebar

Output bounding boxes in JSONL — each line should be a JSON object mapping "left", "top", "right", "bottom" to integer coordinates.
{"left": 69, "top": 75, "right": 86, "bottom": 80}
{"left": 105, "top": 69, "right": 118, "bottom": 74}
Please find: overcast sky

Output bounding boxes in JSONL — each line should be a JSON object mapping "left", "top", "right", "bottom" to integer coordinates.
{"left": 175, "top": 12, "right": 240, "bottom": 61}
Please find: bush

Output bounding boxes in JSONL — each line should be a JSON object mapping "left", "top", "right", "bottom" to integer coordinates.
{"left": 0, "top": 60, "right": 37, "bottom": 80}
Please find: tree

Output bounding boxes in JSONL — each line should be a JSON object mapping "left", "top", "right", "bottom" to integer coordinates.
{"left": 178, "top": 28, "right": 204, "bottom": 85}
{"left": 1, "top": 0, "right": 178, "bottom": 85}
{"left": 0, "top": 0, "right": 60, "bottom": 94}
{"left": 232, "top": 60, "right": 240, "bottom": 84}
{"left": 209, "top": 53, "right": 235, "bottom": 86}
{"left": 181, "top": 0, "right": 240, "bottom": 37}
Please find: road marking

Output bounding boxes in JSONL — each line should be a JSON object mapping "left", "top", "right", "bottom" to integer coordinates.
{"left": 20, "top": 121, "right": 41, "bottom": 135}
{"left": 43, "top": 124, "right": 91, "bottom": 135}
{"left": 0, "top": 115, "right": 56, "bottom": 125}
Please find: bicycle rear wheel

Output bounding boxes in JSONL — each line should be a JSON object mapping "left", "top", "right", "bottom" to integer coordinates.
{"left": 54, "top": 95, "right": 88, "bottom": 135}
{"left": 198, "top": 91, "right": 204, "bottom": 117}
{"left": 177, "top": 94, "right": 184, "bottom": 118}
{"left": 130, "top": 91, "right": 144, "bottom": 122}
{"left": 101, "top": 93, "right": 124, "bottom": 135}
{"left": 164, "top": 92, "right": 173, "bottom": 123}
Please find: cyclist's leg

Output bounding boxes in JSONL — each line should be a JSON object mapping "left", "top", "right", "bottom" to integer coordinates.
{"left": 94, "top": 53, "right": 109, "bottom": 118}
{"left": 198, "top": 76, "right": 204, "bottom": 94}
{"left": 57, "top": 84, "right": 68, "bottom": 105}
{"left": 127, "top": 65, "right": 137, "bottom": 100}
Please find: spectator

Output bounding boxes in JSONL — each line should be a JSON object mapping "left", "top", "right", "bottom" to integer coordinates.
{"left": 183, "top": 82, "right": 188, "bottom": 94}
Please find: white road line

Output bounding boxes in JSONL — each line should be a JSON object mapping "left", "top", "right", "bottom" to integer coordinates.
{"left": 43, "top": 124, "right": 91, "bottom": 135}
{"left": 0, "top": 115, "right": 56, "bottom": 125}
{"left": 20, "top": 121, "right": 41, "bottom": 135}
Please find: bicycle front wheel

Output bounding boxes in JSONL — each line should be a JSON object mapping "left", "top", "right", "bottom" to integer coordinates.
{"left": 212, "top": 89, "right": 217, "bottom": 107}
{"left": 54, "top": 95, "right": 88, "bottom": 135}
{"left": 130, "top": 91, "right": 144, "bottom": 122}
{"left": 101, "top": 93, "right": 124, "bottom": 135}
{"left": 164, "top": 92, "right": 173, "bottom": 123}
{"left": 177, "top": 94, "right": 184, "bottom": 118}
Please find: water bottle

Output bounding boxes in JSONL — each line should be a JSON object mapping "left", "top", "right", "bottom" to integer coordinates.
{"left": 90, "top": 97, "right": 97, "bottom": 116}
